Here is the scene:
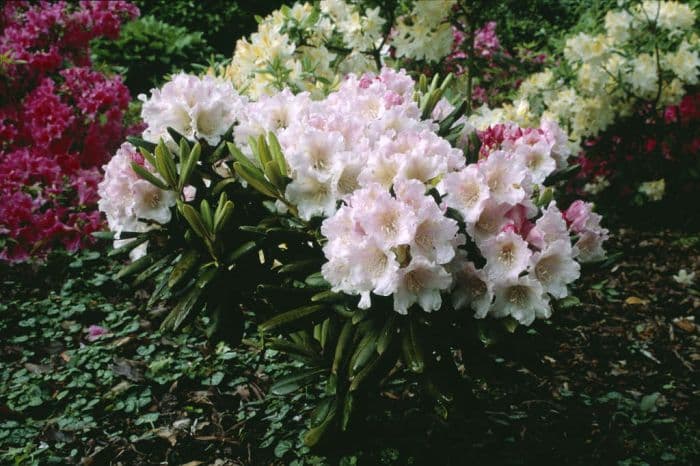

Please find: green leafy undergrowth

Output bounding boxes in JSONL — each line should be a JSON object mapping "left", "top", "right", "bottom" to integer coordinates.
{"left": 0, "top": 251, "right": 323, "bottom": 465}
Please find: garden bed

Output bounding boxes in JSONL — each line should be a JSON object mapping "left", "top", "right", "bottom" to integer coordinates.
{"left": 2, "top": 224, "right": 697, "bottom": 465}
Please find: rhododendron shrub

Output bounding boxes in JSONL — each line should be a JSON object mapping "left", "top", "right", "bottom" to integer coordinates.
{"left": 214, "top": 0, "right": 544, "bottom": 105}
{"left": 570, "top": 91, "right": 700, "bottom": 216}
{"left": 471, "top": 0, "right": 699, "bottom": 211}
{"left": 103, "top": 68, "right": 606, "bottom": 443}
{"left": 0, "top": 1, "right": 138, "bottom": 262}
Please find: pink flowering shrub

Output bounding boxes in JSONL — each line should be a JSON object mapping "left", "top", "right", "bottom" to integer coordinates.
{"left": 570, "top": 90, "right": 700, "bottom": 220}
{"left": 0, "top": 1, "right": 138, "bottom": 262}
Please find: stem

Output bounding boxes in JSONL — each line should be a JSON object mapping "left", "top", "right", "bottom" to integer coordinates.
{"left": 466, "top": 17, "right": 475, "bottom": 116}
{"left": 455, "top": 1, "right": 475, "bottom": 115}
{"left": 372, "top": 2, "right": 395, "bottom": 72}
{"left": 653, "top": 39, "right": 662, "bottom": 110}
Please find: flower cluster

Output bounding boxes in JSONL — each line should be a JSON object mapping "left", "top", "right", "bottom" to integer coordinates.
{"left": 516, "top": 0, "right": 699, "bottom": 143}
{"left": 235, "top": 68, "right": 463, "bottom": 219}
{"left": 391, "top": 0, "right": 456, "bottom": 63}
{"left": 104, "top": 67, "right": 607, "bottom": 326}
{"left": 0, "top": 1, "right": 138, "bottom": 99}
{"left": 322, "top": 180, "right": 458, "bottom": 314}
{"left": 217, "top": 1, "right": 384, "bottom": 99}
{"left": 97, "top": 142, "right": 176, "bottom": 259}
{"left": 140, "top": 73, "right": 245, "bottom": 147}
{"left": 99, "top": 73, "right": 244, "bottom": 257}
{"left": 0, "top": 1, "right": 137, "bottom": 262}
{"left": 235, "top": 67, "right": 607, "bottom": 323}
{"left": 437, "top": 124, "right": 607, "bottom": 324}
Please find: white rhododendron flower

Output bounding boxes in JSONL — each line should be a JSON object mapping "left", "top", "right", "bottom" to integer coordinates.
{"left": 392, "top": 0, "right": 456, "bottom": 63}
{"left": 563, "top": 200, "right": 609, "bottom": 263}
{"left": 98, "top": 143, "right": 175, "bottom": 236}
{"left": 664, "top": 41, "right": 700, "bottom": 85}
{"left": 450, "top": 257, "right": 494, "bottom": 318}
{"left": 468, "top": 200, "right": 511, "bottom": 245}
{"left": 573, "top": 231, "right": 608, "bottom": 263}
{"left": 439, "top": 166, "right": 490, "bottom": 223}
{"left": 480, "top": 151, "right": 527, "bottom": 206}
{"left": 481, "top": 230, "right": 532, "bottom": 281}
{"left": 529, "top": 240, "right": 581, "bottom": 298}
{"left": 628, "top": 53, "right": 659, "bottom": 99}
{"left": 605, "top": 10, "right": 633, "bottom": 43}
{"left": 636, "top": 0, "right": 696, "bottom": 31}
{"left": 285, "top": 168, "right": 339, "bottom": 220}
{"left": 539, "top": 119, "right": 572, "bottom": 169}
{"left": 235, "top": 90, "right": 312, "bottom": 155}
{"left": 357, "top": 189, "right": 417, "bottom": 249}
{"left": 492, "top": 276, "right": 551, "bottom": 326}
{"left": 638, "top": 179, "right": 666, "bottom": 201}
{"left": 394, "top": 257, "right": 452, "bottom": 314}
{"left": 526, "top": 202, "right": 570, "bottom": 249}
{"left": 98, "top": 143, "right": 177, "bottom": 261}
{"left": 140, "top": 73, "right": 244, "bottom": 146}
{"left": 673, "top": 269, "right": 696, "bottom": 286}
{"left": 130, "top": 180, "right": 177, "bottom": 225}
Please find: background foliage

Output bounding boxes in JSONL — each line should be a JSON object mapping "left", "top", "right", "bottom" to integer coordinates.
{"left": 91, "top": 16, "right": 214, "bottom": 96}
{"left": 92, "top": 0, "right": 292, "bottom": 95}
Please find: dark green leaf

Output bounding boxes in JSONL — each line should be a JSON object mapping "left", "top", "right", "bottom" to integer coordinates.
{"left": 259, "top": 304, "right": 328, "bottom": 333}
{"left": 269, "top": 368, "right": 325, "bottom": 396}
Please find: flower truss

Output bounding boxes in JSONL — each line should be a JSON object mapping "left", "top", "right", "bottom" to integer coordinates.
{"left": 215, "top": 1, "right": 386, "bottom": 99}
{"left": 214, "top": 0, "right": 508, "bottom": 100}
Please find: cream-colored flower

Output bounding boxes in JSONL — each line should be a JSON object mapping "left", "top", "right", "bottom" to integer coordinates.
{"left": 605, "top": 10, "right": 633, "bottom": 43}
{"left": 664, "top": 41, "right": 700, "bottom": 84}
{"left": 638, "top": 179, "right": 666, "bottom": 201}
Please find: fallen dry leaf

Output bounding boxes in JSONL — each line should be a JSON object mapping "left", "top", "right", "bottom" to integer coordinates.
{"left": 673, "top": 318, "right": 696, "bottom": 333}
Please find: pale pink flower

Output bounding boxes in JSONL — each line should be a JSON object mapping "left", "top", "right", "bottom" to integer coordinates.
{"left": 481, "top": 230, "right": 532, "bottom": 281}
{"left": 450, "top": 257, "right": 494, "bottom": 318}
{"left": 529, "top": 240, "right": 580, "bottom": 298}
{"left": 492, "top": 276, "right": 551, "bottom": 326}
{"left": 479, "top": 150, "right": 527, "bottom": 206}
{"left": 439, "top": 165, "right": 490, "bottom": 223}
{"left": 394, "top": 257, "right": 452, "bottom": 314}
{"left": 526, "top": 201, "right": 570, "bottom": 249}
